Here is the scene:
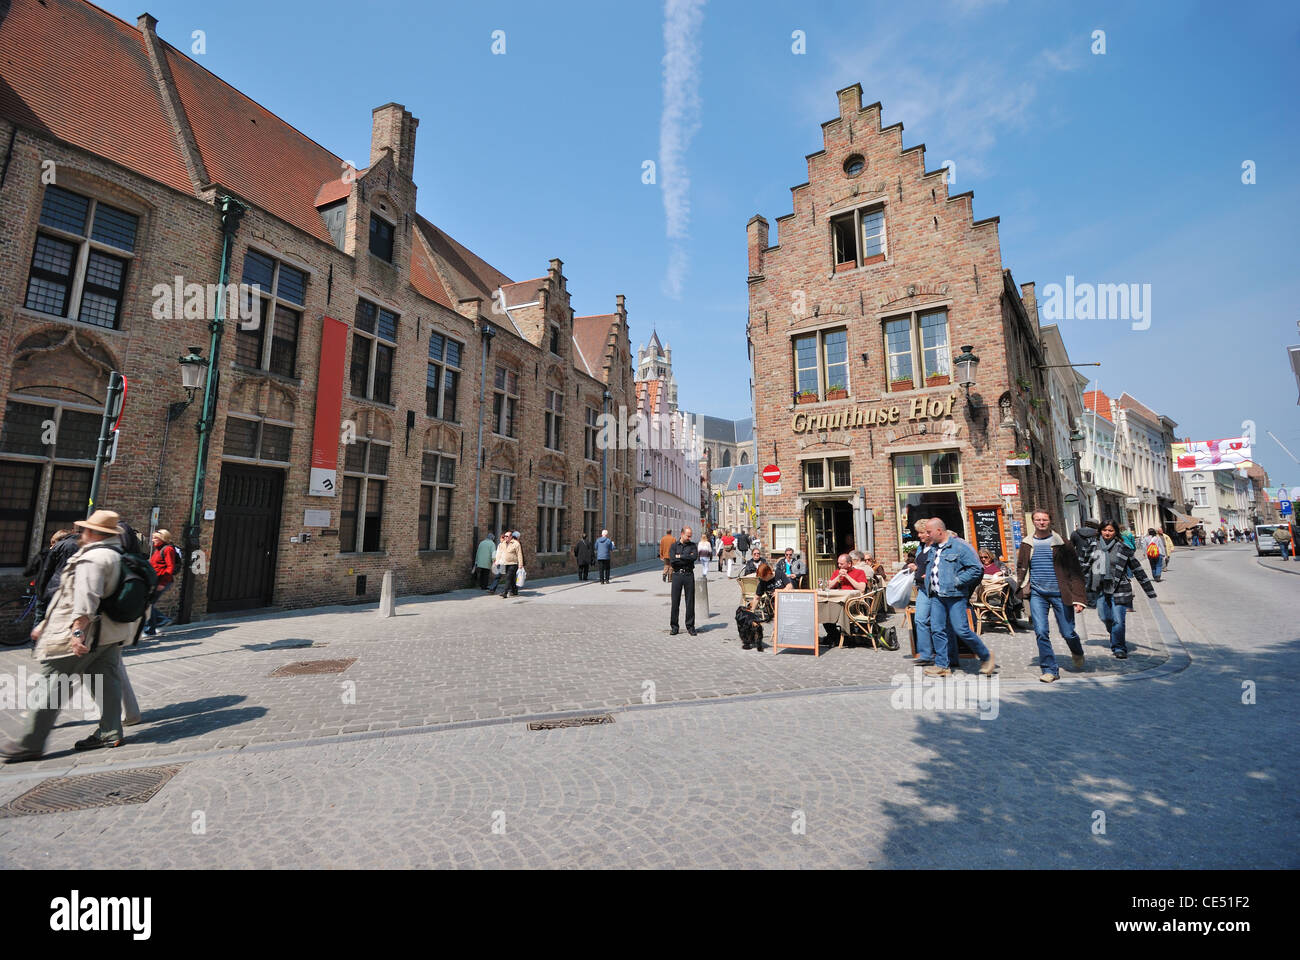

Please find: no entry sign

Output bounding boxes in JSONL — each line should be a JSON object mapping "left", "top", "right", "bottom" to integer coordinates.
{"left": 762, "top": 464, "right": 781, "bottom": 483}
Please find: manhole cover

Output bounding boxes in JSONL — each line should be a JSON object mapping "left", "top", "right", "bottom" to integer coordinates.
{"left": 0, "top": 765, "right": 182, "bottom": 818}
{"left": 527, "top": 714, "right": 615, "bottom": 731}
{"left": 618, "top": 589, "right": 646, "bottom": 593}
{"left": 269, "top": 657, "right": 356, "bottom": 677}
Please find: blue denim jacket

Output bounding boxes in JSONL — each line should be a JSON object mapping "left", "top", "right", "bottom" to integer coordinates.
{"left": 918, "top": 536, "right": 983, "bottom": 598}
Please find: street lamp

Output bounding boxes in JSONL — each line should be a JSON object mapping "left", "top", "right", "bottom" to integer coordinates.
{"left": 1058, "top": 429, "right": 1087, "bottom": 469}
{"left": 178, "top": 346, "right": 207, "bottom": 399}
{"left": 953, "top": 344, "right": 982, "bottom": 414}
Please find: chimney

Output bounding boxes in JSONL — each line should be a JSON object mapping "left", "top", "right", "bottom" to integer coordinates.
{"left": 616, "top": 293, "right": 626, "bottom": 321}
{"left": 1020, "top": 281, "right": 1038, "bottom": 324}
{"left": 747, "top": 215, "right": 769, "bottom": 277}
{"left": 137, "top": 13, "right": 158, "bottom": 32}
{"left": 371, "top": 103, "right": 418, "bottom": 179}
{"left": 837, "top": 83, "right": 863, "bottom": 120}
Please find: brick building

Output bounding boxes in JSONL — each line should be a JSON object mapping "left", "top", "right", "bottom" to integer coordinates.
{"left": 0, "top": 0, "right": 634, "bottom": 630}
{"left": 746, "top": 85, "right": 1061, "bottom": 583}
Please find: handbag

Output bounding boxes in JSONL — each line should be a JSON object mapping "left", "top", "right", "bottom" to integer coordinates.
{"left": 515, "top": 567, "right": 527, "bottom": 588}
{"left": 885, "top": 569, "right": 913, "bottom": 609}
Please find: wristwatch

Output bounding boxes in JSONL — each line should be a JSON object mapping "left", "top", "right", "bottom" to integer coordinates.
{"left": 72, "top": 629, "right": 84, "bottom": 639}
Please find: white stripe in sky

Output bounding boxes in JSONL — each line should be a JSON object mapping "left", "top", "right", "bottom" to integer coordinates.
{"left": 659, "top": 0, "right": 705, "bottom": 299}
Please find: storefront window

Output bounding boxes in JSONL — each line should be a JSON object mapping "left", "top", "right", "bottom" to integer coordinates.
{"left": 894, "top": 451, "right": 963, "bottom": 547}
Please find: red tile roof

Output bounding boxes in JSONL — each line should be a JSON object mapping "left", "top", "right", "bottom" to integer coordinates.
{"left": 409, "top": 229, "right": 452, "bottom": 310}
{"left": 414, "top": 215, "right": 514, "bottom": 312}
{"left": 314, "top": 176, "right": 356, "bottom": 207}
{"left": 501, "top": 278, "right": 545, "bottom": 307}
{"left": 1116, "top": 392, "right": 1162, "bottom": 427}
{"left": 0, "top": 0, "right": 193, "bottom": 194}
{"left": 1083, "top": 391, "right": 1113, "bottom": 423}
{"left": 163, "top": 44, "right": 341, "bottom": 243}
{"left": 574, "top": 314, "right": 615, "bottom": 382}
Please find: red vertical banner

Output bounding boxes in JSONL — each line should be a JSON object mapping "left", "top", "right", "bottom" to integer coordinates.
{"left": 309, "top": 316, "right": 348, "bottom": 497}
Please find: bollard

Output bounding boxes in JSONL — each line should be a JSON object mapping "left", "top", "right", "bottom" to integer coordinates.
{"left": 694, "top": 571, "right": 710, "bottom": 619}
{"left": 379, "top": 570, "right": 396, "bottom": 618}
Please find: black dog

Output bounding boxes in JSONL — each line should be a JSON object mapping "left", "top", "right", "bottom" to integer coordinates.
{"left": 734, "top": 605, "right": 766, "bottom": 651}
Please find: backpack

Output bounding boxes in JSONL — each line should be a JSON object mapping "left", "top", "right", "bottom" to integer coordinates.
{"left": 1146, "top": 541, "right": 1160, "bottom": 560}
{"left": 89, "top": 543, "right": 158, "bottom": 623}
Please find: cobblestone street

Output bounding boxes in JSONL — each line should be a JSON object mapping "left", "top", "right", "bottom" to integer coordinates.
{"left": 1, "top": 545, "right": 1292, "bottom": 868}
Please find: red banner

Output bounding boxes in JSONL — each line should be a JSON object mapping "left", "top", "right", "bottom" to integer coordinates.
{"left": 309, "top": 316, "right": 348, "bottom": 496}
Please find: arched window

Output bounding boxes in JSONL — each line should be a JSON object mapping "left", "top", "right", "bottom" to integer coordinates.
{"left": 740, "top": 452, "right": 749, "bottom": 465}
{"left": 723, "top": 450, "right": 731, "bottom": 467}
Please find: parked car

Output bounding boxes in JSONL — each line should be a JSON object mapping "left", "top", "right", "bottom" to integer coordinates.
{"left": 1255, "top": 523, "right": 1287, "bottom": 556}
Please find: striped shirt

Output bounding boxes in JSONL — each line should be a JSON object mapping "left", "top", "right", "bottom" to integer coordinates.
{"left": 930, "top": 540, "right": 946, "bottom": 593}
{"left": 1029, "top": 535, "right": 1060, "bottom": 593}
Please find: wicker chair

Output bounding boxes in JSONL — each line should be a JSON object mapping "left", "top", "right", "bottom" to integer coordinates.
{"left": 844, "top": 587, "right": 897, "bottom": 650}
{"left": 971, "top": 578, "right": 1014, "bottom": 635}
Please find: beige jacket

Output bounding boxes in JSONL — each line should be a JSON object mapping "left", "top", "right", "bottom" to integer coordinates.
{"left": 33, "top": 535, "right": 140, "bottom": 661}
{"left": 494, "top": 539, "right": 523, "bottom": 567}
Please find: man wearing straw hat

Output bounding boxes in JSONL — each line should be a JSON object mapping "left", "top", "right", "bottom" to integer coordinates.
{"left": 0, "top": 510, "right": 144, "bottom": 762}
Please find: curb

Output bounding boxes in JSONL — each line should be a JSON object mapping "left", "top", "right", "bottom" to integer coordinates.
{"left": 1256, "top": 556, "right": 1300, "bottom": 576}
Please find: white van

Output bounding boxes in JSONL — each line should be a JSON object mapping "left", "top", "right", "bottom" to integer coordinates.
{"left": 1255, "top": 523, "right": 1289, "bottom": 556}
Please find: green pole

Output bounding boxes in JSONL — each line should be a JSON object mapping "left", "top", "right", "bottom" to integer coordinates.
{"left": 177, "top": 196, "right": 246, "bottom": 625}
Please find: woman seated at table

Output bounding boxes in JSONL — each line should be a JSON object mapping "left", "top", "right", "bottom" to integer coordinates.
{"left": 826, "top": 553, "right": 868, "bottom": 592}
{"left": 748, "top": 562, "right": 793, "bottom": 620}
{"left": 977, "top": 548, "right": 1022, "bottom": 616}
{"left": 850, "top": 549, "right": 885, "bottom": 582}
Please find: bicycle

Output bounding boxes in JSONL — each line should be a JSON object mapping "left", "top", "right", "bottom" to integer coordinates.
{"left": 0, "top": 583, "right": 39, "bottom": 645}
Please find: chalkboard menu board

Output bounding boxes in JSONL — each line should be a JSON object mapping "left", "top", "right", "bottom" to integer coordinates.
{"left": 969, "top": 507, "right": 1006, "bottom": 561}
{"left": 773, "top": 590, "right": 821, "bottom": 656}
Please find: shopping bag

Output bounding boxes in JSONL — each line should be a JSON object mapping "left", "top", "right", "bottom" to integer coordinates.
{"left": 515, "top": 567, "right": 527, "bottom": 588}
{"left": 725, "top": 559, "right": 734, "bottom": 578}
{"left": 886, "top": 569, "right": 913, "bottom": 609}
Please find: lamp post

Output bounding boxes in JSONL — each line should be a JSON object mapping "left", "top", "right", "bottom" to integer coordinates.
{"left": 472, "top": 323, "right": 495, "bottom": 545}
{"left": 177, "top": 195, "right": 246, "bottom": 626}
{"left": 601, "top": 389, "right": 610, "bottom": 530}
{"left": 151, "top": 349, "right": 207, "bottom": 538}
{"left": 953, "top": 345, "right": 980, "bottom": 402}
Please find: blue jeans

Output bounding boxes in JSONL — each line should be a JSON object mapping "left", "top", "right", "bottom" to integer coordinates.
{"left": 914, "top": 589, "right": 933, "bottom": 661}
{"left": 1095, "top": 593, "right": 1129, "bottom": 653}
{"left": 146, "top": 581, "right": 172, "bottom": 631}
{"left": 929, "top": 594, "right": 989, "bottom": 669}
{"left": 1149, "top": 555, "right": 1163, "bottom": 579}
{"left": 1030, "top": 589, "right": 1083, "bottom": 675}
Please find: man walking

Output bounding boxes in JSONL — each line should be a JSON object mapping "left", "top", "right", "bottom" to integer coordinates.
{"left": 1, "top": 510, "right": 145, "bottom": 762}
{"left": 736, "top": 528, "right": 751, "bottom": 555}
{"left": 905, "top": 519, "right": 936, "bottom": 665}
{"left": 594, "top": 529, "right": 615, "bottom": 584}
{"left": 667, "top": 526, "right": 698, "bottom": 636}
{"left": 920, "top": 519, "right": 995, "bottom": 678}
{"left": 475, "top": 532, "right": 496, "bottom": 590}
{"left": 573, "top": 532, "right": 593, "bottom": 581}
{"left": 494, "top": 530, "right": 523, "bottom": 598}
{"left": 659, "top": 530, "right": 675, "bottom": 582}
{"left": 1015, "top": 508, "right": 1087, "bottom": 682}
{"left": 1275, "top": 522, "right": 1292, "bottom": 560}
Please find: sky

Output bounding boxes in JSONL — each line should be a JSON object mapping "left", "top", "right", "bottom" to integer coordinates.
{"left": 104, "top": 0, "right": 1300, "bottom": 487}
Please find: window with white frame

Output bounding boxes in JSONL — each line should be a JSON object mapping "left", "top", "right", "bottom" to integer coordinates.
{"left": 884, "top": 308, "right": 950, "bottom": 391}
{"left": 792, "top": 328, "right": 849, "bottom": 401}
{"left": 426, "top": 331, "right": 461, "bottom": 422}
{"left": 537, "top": 480, "right": 566, "bottom": 553}
{"left": 1192, "top": 486, "right": 1208, "bottom": 507}
{"left": 829, "top": 203, "right": 887, "bottom": 270}
{"left": 770, "top": 521, "right": 798, "bottom": 554}
{"left": 25, "top": 185, "right": 138, "bottom": 329}
{"left": 352, "top": 300, "right": 398, "bottom": 404}
{"left": 340, "top": 439, "right": 389, "bottom": 553}
{"left": 492, "top": 366, "right": 519, "bottom": 438}
{"left": 418, "top": 452, "right": 455, "bottom": 551}
{"left": 544, "top": 389, "right": 564, "bottom": 451}
{"left": 235, "top": 250, "right": 306, "bottom": 378}
{"left": 801, "top": 456, "right": 851, "bottom": 492}
{"left": 0, "top": 397, "right": 101, "bottom": 566}
{"left": 490, "top": 472, "right": 515, "bottom": 535}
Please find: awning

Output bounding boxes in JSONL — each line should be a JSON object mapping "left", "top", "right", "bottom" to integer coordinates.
{"left": 1167, "top": 510, "right": 1200, "bottom": 532}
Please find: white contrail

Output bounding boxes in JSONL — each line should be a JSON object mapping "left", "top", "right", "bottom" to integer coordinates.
{"left": 659, "top": 0, "right": 705, "bottom": 298}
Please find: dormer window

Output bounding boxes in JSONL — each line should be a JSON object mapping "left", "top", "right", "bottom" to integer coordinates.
{"left": 549, "top": 324, "right": 561, "bottom": 356}
{"left": 830, "top": 204, "right": 886, "bottom": 272}
{"left": 369, "top": 213, "right": 395, "bottom": 263}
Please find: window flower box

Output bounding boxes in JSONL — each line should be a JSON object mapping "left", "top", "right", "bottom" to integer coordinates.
{"left": 825, "top": 386, "right": 848, "bottom": 401}
{"left": 796, "top": 391, "right": 819, "bottom": 404}
{"left": 924, "top": 374, "right": 950, "bottom": 387}
{"left": 890, "top": 378, "right": 914, "bottom": 392}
